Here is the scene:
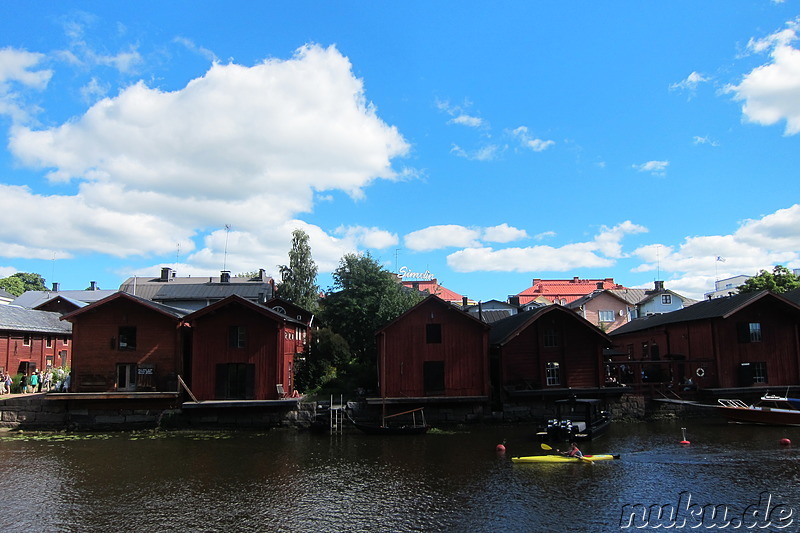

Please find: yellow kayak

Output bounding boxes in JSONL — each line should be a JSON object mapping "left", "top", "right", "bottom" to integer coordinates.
{"left": 512, "top": 454, "right": 619, "bottom": 464}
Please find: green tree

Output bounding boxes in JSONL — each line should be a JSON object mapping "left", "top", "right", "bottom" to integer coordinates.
{"left": 738, "top": 265, "right": 800, "bottom": 294}
{"left": 0, "top": 272, "right": 46, "bottom": 296}
{"left": 293, "top": 327, "right": 351, "bottom": 392}
{"left": 277, "top": 229, "right": 320, "bottom": 312}
{"left": 0, "top": 276, "right": 25, "bottom": 297}
{"left": 321, "top": 252, "right": 423, "bottom": 375}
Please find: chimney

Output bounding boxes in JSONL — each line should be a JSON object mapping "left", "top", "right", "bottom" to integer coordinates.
{"left": 596, "top": 282, "right": 604, "bottom": 290}
{"left": 654, "top": 280, "right": 664, "bottom": 292}
{"left": 160, "top": 267, "right": 172, "bottom": 282}
{"left": 462, "top": 296, "right": 468, "bottom": 308}
{"left": 258, "top": 268, "right": 266, "bottom": 281}
{"left": 220, "top": 271, "right": 231, "bottom": 283}
{"left": 89, "top": 281, "right": 97, "bottom": 291}
{"left": 508, "top": 295, "right": 520, "bottom": 307}
{"left": 52, "top": 282, "right": 60, "bottom": 292}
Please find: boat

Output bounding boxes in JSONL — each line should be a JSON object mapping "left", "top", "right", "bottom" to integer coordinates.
{"left": 712, "top": 393, "right": 800, "bottom": 426}
{"left": 351, "top": 406, "right": 429, "bottom": 435}
{"left": 536, "top": 398, "right": 611, "bottom": 441}
{"left": 511, "top": 454, "right": 620, "bottom": 464}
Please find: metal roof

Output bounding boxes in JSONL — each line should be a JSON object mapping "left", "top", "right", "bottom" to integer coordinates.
{"left": 11, "top": 289, "right": 118, "bottom": 309}
{"left": 609, "top": 290, "right": 791, "bottom": 336}
{"left": 0, "top": 305, "right": 72, "bottom": 334}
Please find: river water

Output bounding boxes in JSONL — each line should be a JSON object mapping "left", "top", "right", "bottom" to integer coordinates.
{"left": 2, "top": 417, "right": 800, "bottom": 532}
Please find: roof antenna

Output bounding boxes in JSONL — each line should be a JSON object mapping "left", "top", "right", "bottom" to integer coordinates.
{"left": 223, "top": 224, "right": 231, "bottom": 271}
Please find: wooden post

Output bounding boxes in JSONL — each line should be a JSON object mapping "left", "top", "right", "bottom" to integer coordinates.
{"left": 177, "top": 375, "right": 199, "bottom": 403}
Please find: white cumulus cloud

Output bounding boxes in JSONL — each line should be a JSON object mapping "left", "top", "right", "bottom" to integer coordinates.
{"left": 633, "top": 160, "right": 669, "bottom": 175}
{"left": 2, "top": 44, "right": 410, "bottom": 275}
{"left": 726, "top": 18, "right": 800, "bottom": 135}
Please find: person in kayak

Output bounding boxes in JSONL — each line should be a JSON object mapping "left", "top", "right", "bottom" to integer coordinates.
{"left": 558, "top": 443, "right": 583, "bottom": 458}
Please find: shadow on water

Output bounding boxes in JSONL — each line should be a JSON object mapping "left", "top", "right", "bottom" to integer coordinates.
{"left": 2, "top": 418, "right": 800, "bottom": 532}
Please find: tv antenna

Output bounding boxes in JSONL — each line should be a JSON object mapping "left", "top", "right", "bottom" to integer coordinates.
{"left": 223, "top": 224, "right": 231, "bottom": 271}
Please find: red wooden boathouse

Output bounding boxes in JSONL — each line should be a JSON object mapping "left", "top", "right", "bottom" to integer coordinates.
{"left": 183, "top": 295, "right": 308, "bottom": 401}
{"left": 375, "top": 295, "right": 490, "bottom": 400}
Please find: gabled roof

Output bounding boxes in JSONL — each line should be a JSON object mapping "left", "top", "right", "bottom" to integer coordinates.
{"left": 401, "top": 279, "right": 464, "bottom": 303}
{"left": 183, "top": 294, "right": 305, "bottom": 326}
{"left": 610, "top": 290, "right": 798, "bottom": 336}
{"left": 566, "top": 290, "right": 630, "bottom": 310}
{"left": 33, "top": 295, "right": 88, "bottom": 312}
{"left": 377, "top": 294, "right": 489, "bottom": 335}
{"left": 489, "top": 304, "right": 610, "bottom": 347}
{"left": 607, "top": 288, "right": 648, "bottom": 305}
{"left": 119, "top": 270, "right": 274, "bottom": 301}
{"left": 637, "top": 288, "right": 697, "bottom": 306}
{"left": 151, "top": 283, "right": 269, "bottom": 302}
{"left": 0, "top": 305, "right": 72, "bottom": 334}
{"left": 516, "top": 277, "right": 626, "bottom": 304}
{"left": 61, "top": 291, "right": 190, "bottom": 323}
{"left": 784, "top": 287, "right": 800, "bottom": 306}
{"left": 0, "top": 288, "right": 15, "bottom": 301}
{"left": 11, "top": 288, "right": 118, "bottom": 309}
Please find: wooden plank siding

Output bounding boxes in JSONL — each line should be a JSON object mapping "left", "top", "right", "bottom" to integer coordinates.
{"left": 185, "top": 296, "right": 305, "bottom": 401}
{"left": 0, "top": 333, "right": 71, "bottom": 375}
{"left": 497, "top": 309, "right": 608, "bottom": 390}
{"left": 610, "top": 293, "right": 800, "bottom": 389}
{"left": 188, "top": 303, "right": 281, "bottom": 400}
{"left": 378, "top": 296, "right": 490, "bottom": 398}
{"left": 66, "top": 296, "right": 183, "bottom": 392}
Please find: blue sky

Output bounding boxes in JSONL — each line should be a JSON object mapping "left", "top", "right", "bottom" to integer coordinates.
{"left": 1, "top": 2, "right": 799, "bottom": 301}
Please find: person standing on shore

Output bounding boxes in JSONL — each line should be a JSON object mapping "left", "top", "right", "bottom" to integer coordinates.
{"left": 20, "top": 373, "right": 28, "bottom": 393}
{"left": 30, "top": 371, "right": 39, "bottom": 393}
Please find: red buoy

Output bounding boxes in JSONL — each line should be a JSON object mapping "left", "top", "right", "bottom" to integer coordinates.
{"left": 496, "top": 443, "right": 506, "bottom": 453}
{"left": 679, "top": 427, "right": 690, "bottom": 445}
{"left": 780, "top": 438, "right": 791, "bottom": 446}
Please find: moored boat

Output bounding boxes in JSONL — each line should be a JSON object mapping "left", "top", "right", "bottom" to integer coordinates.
{"left": 713, "top": 394, "right": 800, "bottom": 426}
{"left": 536, "top": 398, "right": 611, "bottom": 441}
{"left": 351, "top": 406, "right": 429, "bottom": 435}
{"left": 512, "top": 454, "right": 619, "bottom": 464}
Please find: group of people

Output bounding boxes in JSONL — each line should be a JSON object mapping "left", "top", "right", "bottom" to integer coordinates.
{"left": 0, "top": 369, "right": 61, "bottom": 395}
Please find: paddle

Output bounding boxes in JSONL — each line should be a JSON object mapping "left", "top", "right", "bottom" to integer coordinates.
{"left": 543, "top": 442, "right": 593, "bottom": 463}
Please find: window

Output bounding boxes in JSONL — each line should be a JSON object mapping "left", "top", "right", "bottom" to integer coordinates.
{"left": 229, "top": 326, "right": 247, "bottom": 348}
{"left": 46, "top": 336, "right": 52, "bottom": 348}
{"left": 545, "top": 362, "right": 560, "bottom": 386}
{"left": 738, "top": 322, "right": 762, "bottom": 343}
{"left": 598, "top": 310, "right": 615, "bottom": 323}
{"left": 118, "top": 326, "right": 137, "bottom": 350}
{"left": 63, "top": 337, "right": 69, "bottom": 345}
{"left": 752, "top": 362, "right": 768, "bottom": 383}
{"left": 661, "top": 294, "right": 672, "bottom": 305}
{"left": 23, "top": 334, "right": 31, "bottom": 346}
{"left": 543, "top": 328, "right": 558, "bottom": 348}
{"left": 426, "top": 324, "right": 442, "bottom": 344}
{"left": 748, "top": 323, "right": 762, "bottom": 342}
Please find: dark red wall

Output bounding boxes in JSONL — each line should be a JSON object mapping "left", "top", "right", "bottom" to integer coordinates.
{"left": 379, "top": 298, "right": 489, "bottom": 398}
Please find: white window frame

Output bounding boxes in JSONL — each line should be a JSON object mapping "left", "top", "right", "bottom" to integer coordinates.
{"left": 661, "top": 294, "right": 672, "bottom": 305}
{"left": 598, "top": 310, "right": 615, "bottom": 323}
{"left": 545, "top": 362, "right": 560, "bottom": 386}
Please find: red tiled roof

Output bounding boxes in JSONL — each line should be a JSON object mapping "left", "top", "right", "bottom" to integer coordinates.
{"left": 402, "top": 279, "right": 463, "bottom": 303}
{"left": 517, "top": 277, "right": 626, "bottom": 305}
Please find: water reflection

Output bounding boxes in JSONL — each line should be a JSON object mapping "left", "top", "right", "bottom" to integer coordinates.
{"left": 1, "top": 419, "right": 800, "bottom": 532}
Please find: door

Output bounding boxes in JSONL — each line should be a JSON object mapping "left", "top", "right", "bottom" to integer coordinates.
{"left": 116, "top": 363, "right": 137, "bottom": 391}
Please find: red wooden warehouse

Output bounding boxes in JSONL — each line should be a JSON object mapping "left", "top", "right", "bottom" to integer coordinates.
{"left": 62, "top": 292, "right": 188, "bottom": 392}
{"left": 609, "top": 290, "right": 800, "bottom": 389}
{"left": 490, "top": 305, "right": 611, "bottom": 393}
{"left": 0, "top": 305, "right": 72, "bottom": 376}
{"left": 183, "top": 295, "right": 308, "bottom": 401}
{"left": 375, "top": 295, "right": 490, "bottom": 400}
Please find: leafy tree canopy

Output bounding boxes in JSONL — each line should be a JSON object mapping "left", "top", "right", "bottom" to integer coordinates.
{"left": 0, "top": 272, "right": 46, "bottom": 296}
{"left": 277, "top": 229, "right": 320, "bottom": 312}
{"left": 738, "top": 265, "right": 800, "bottom": 294}
{"left": 321, "top": 252, "right": 423, "bottom": 370}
